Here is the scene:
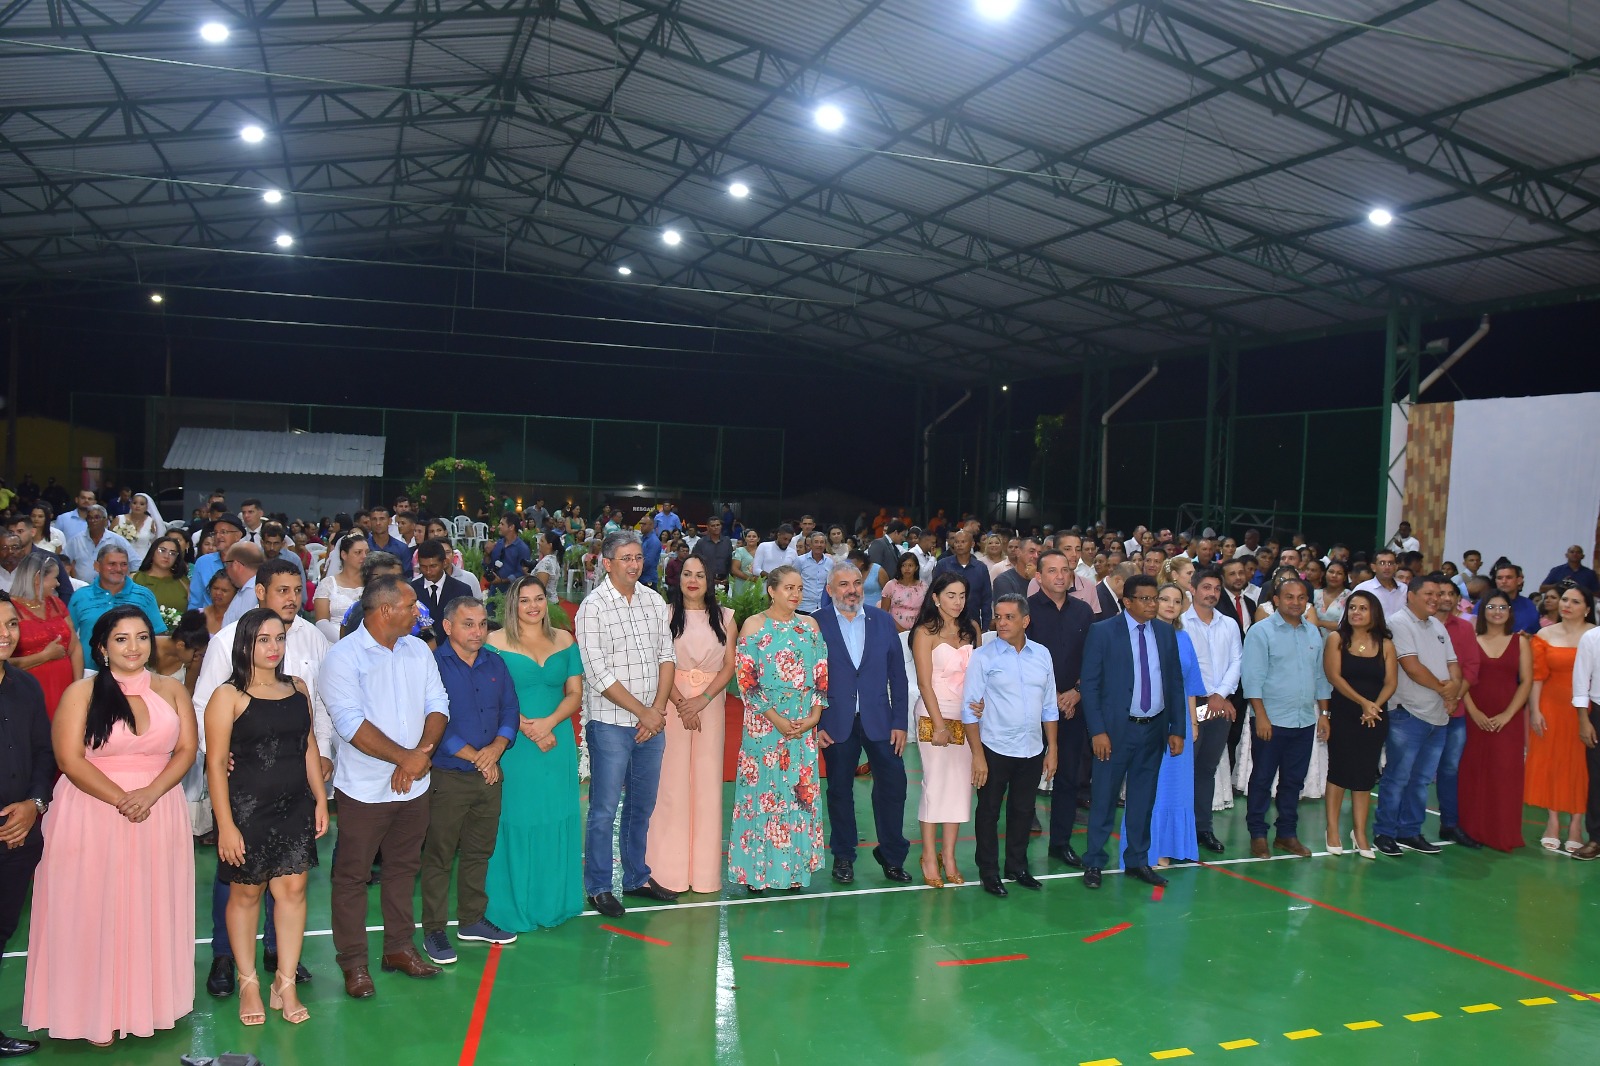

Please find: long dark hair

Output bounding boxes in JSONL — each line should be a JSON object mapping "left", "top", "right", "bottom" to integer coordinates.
{"left": 894, "top": 552, "right": 921, "bottom": 585}
{"left": 84, "top": 605, "right": 154, "bottom": 749}
{"left": 1337, "top": 589, "right": 1391, "bottom": 651}
{"left": 226, "top": 607, "right": 289, "bottom": 693}
{"left": 1475, "top": 590, "right": 1514, "bottom": 637}
{"left": 138, "top": 532, "right": 189, "bottom": 578}
{"left": 914, "top": 571, "right": 979, "bottom": 647}
{"left": 669, "top": 556, "right": 727, "bottom": 644}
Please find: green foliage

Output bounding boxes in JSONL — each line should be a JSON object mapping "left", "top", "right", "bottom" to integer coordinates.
{"left": 484, "top": 586, "right": 571, "bottom": 632}
{"left": 459, "top": 544, "right": 484, "bottom": 580}
{"left": 409, "top": 457, "right": 497, "bottom": 512}
{"left": 726, "top": 581, "right": 770, "bottom": 631}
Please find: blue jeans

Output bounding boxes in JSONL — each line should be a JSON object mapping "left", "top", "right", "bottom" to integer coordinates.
{"left": 583, "top": 721, "right": 666, "bottom": 896}
{"left": 1245, "top": 723, "right": 1313, "bottom": 841}
{"left": 1435, "top": 716, "right": 1468, "bottom": 830}
{"left": 212, "top": 872, "right": 277, "bottom": 958}
{"left": 1374, "top": 708, "right": 1446, "bottom": 840}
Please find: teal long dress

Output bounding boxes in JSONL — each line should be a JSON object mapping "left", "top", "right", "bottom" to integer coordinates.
{"left": 727, "top": 615, "right": 828, "bottom": 889}
{"left": 484, "top": 641, "right": 584, "bottom": 931}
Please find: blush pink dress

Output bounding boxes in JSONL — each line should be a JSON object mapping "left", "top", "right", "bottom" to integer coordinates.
{"left": 24, "top": 669, "right": 195, "bottom": 1044}
{"left": 916, "top": 642, "right": 974, "bottom": 824}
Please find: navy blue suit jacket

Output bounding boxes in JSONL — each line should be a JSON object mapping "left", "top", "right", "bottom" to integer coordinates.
{"left": 1081, "top": 614, "right": 1186, "bottom": 742}
{"left": 813, "top": 603, "right": 909, "bottom": 742}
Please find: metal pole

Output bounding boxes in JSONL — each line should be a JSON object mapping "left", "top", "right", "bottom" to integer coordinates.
{"left": 6, "top": 312, "right": 18, "bottom": 485}
{"left": 1376, "top": 301, "right": 1400, "bottom": 550}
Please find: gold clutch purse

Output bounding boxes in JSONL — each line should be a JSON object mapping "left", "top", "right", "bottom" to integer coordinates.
{"left": 917, "top": 716, "right": 965, "bottom": 744}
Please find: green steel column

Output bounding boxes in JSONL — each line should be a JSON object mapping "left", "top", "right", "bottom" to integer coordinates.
{"left": 1376, "top": 302, "right": 1400, "bottom": 550}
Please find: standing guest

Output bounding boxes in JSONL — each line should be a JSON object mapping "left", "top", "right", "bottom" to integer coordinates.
{"left": 730, "top": 528, "right": 761, "bottom": 599}
{"left": 530, "top": 531, "right": 563, "bottom": 595}
{"left": 204, "top": 609, "right": 327, "bottom": 1026}
{"left": 1372, "top": 575, "right": 1463, "bottom": 857}
{"left": 1454, "top": 549, "right": 1484, "bottom": 597}
{"left": 220, "top": 542, "right": 266, "bottom": 626}
{"left": 29, "top": 504, "right": 65, "bottom": 556}
{"left": 981, "top": 533, "right": 1012, "bottom": 582}
{"left": 237, "top": 499, "right": 267, "bottom": 544}
{"left": 793, "top": 532, "right": 836, "bottom": 615}
{"left": 259, "top": 522, "right": 305, "bottom": 582}
{"left": 564, "top": 504, "right": 586, "bottom": 538}
{"left": 1240, "top": 578, "right": 1331, "bottom": 860}
{"left": 1354, "top": 549, "right": 1407, "bottom": 621}
{"left": 7, "top": 554, "right": 81, "bottom": 715}
{"left": 934, "top": 529, "right": 993, "bottom": 629}
{"left": 1435, "top": 582, "right": 1484, "bottom": 848}
{"left": 728, "top": 566, "right": 826, "bottom": 893}
{"left": 647, "top": 557, "right": 735, "bottom": 895}
{"left": 412, "top": 539, "right": 476, "bottom": 633}
{"left": 664, "top": 540, "right": 690, "bottom": 591}
{"left": 909, "top": 528, "right": 941, "bottom": 584}
{"left": 68, "top": 544, "right": 168, "bottom": 641}
{"left": 1124, "top": 584, "right": 1206, "bottom": 867}
{"left": 691, "top": 516, "right": 734, "bottom": 583}
{"left": 655, "top": 502, "right": 682, "bottom": 535}
{"left": 1028, "top": 549, "right": 1094, "bottom": 867}
{"left": 319, "top": 576, "right": 451, "bottom": 999}
{"left": 575, "top": 530, "right": 677, "bottom": 917}
{"left": 1388, "top": 521, "right": 1420, "bottom": 554}
{"left": 7, "top": 515, "right": 69, "bottom": 607}
{"left": 120, "top": 493, "right": 166, "bottom": 568}
{"left": 1543, "top": 546, "right": 1599, "bottom": 596}
{"left": 868, "top": 521, "right": 907, "bottom": 581}
{"left": 751, "top": 524, "right": 797, "bottom": 579}
{"left": 880, "top": 552, "right": 928, "bottom": 632}
{"left": 1526, "top": 583, "right": 1595, "bottom": 854}
{"left": 314, "top": 533, "right": 368, "bottom": 642}
{"left": 186, "top": 513, "right": 246, "bottom": 610}
{"left": 134, "top": 534, "right": 190, "bottom": 615}
{"left": 1322, "top": 591, "right": 1396, "bottom": 858}
{"left": 485, "top": 514, "right": 531, "bottom": 593}
{"left": 1312, "top": 560, "right": 1350, "bottom": 631}
{"left": 365, "top": 506, "right": 412, "bottom": 579}
{"left": 1570, "top": 621, "right": 1600, "bottom": 860}
{"left": 993, "top": 536, "right": 1040, "bottom": 602}
{"left": 24, "top": 606, "right": 197, "bottom": 1047}
{"left": 1158, "top": 556, "right": 1195, "bottom": 596}
{"left": 1458, "top": 591, "right": 1532, "bottom": 852}
{"left": 910, "top": 572, "right": 978, "bottom": 887}
{"left": 51, "top": 489, "right": 95, "bottom": 544}
{"left": 484, "top": 577, "right": 584, "bottom": 929}
{"left": 1183, "top": 567, "right": 1242, "bottom": 855}
{"left": 0, "top": 592, "right": 53, "bottom": 1057}
{"left": 418, "top": 518, "right": 480, "bottom": 598}
{"left": 203, "top": 571, "right": 237, "bottom": 636}
{"left": 1537, "top": 585, "right": 1562, "bottom": 628}
{"left": 1493, "top": 563, "right": 1541, "bottom": 635}
{"left": 1097, "top": 561, "right": 1135, "bottom": 618}
{"left": 851, "top": 548, "right": 885, "bottom": 605}
{"left": 962, "top": 595, "right": 1059, "bottom": 896}
{"left": 63, "top": 506, "right": 131, "bottom": 585}
{"left": 814, "top": 565, "right": 911, "bottom": 886}
{"left": 638, "top": 515, "right": 663, "bottom": 591}
{"left": 419, "top": 599, "right": 521, "bottom": 966}
{"left": 826, "top": 525, "right": 852, "bottom": 562}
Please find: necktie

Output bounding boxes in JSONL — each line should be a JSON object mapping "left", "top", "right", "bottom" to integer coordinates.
{"left": 1137, "top": 623, "right": 1151, "bottom": 713}
{"left": 1235, "top": 593, "right": 1247, "bottom": 631}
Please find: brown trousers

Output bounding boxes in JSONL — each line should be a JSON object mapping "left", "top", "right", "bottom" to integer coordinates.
{"left": 331, "top": 789, "right": 430, "bottom": 971}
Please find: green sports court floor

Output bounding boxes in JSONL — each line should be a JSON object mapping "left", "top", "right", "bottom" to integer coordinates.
{"left": 3, "top": 760, "right": 1596, "bottom": 1065}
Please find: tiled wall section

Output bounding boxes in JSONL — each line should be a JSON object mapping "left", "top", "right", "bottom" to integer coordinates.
{"left": 1403, "top": 401, "right": 1455, "bottom": 570}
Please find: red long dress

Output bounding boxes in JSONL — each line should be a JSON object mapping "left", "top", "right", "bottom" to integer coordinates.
{"left": 1457, "top": 634, "right": 1526, "bottom": 851}
{"left": 14, "top": 598, "right": 73, "bottom": 718}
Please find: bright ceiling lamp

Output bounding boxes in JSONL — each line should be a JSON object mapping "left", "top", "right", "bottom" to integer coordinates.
{"left": 274, "top": 234, "right": 294, "bottom": 249}
{"left": 728, "top": 181, "right": 750, "bottom": 198}
{"left": 200, "top": 22, "right": 230, "bottom": 43}
{"left": 975, "top": 0, "right": 1019, "bottom": 19}
{"left": 240, "top": 125, "right": 266, "bottom": 143}
{"left": 1368, "top": 207, "right": 1394, "bottom": 226}
{"left": 617, "top": 265, "right": 633, "bottom": 276}
{"left": 813, "top": 104, "right": 845, "bottom": 131}
{"left": 262, "top": 189, "right": 283, "bottom": 204}
{"left": 661, "top": 228, "right": 682, "bottom": 246}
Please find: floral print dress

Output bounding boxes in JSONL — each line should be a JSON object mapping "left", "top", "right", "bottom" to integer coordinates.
{"left": 728, "top": 615, "right": 828, "bottom": 889}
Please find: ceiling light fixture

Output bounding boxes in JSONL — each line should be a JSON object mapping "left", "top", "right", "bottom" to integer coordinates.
{"left": 262, "top": 189, "right": 283, "bottom": 204}
{"left": 200, "top": 22, "right": 230, "bottom": 43}
{"left": 149, "top": 293, "right": 165, "bottom": 305}
{"left": 617, "top": 265, "right": 633, "bottom": 276}
{"left": 975, "top": 0, "right": 1020, "bottom": 19}
{"left": 813, "top": 104, "right": 845, "bottom": 131}
{"left": 274, "top": 234, "right": 294, "bottom": 249}
{"left": 240, "top": 124, "right": 266, "bottom": 143}
{"left": 728, "top": 181, "right": 750, "bottom": 199}
{"left": 661, "top": 229, "right": 682, "bottom": 246}
{"left": 635, "top": 483, "right": 645, "bottom": 491}
{"left": 1368, "top": 207, "right": 1394, "bottom": 227}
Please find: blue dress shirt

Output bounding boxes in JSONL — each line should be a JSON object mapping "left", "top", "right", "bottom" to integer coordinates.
{"left": 53, "top": 511, "right": 88, "bottom": 543}
{"left": 655, "top": 511, "right": 682, "bottom": 534}
{"left": 794, "top": 552, "right": 835, "bottom": 613}
{"left": 960, "top": 637, "right": 1059, "bottom": 759}
{"left": 63, "top": 531, "right": 132, "bottom": 584}
{"left": 432, "top": 643, "right": 520, "bottom": 774}
{"left": 1124, "top": 611, "right": 1165, "bottom": 718}
{"left": 487, "top": 536, "right": 532, "bottom": 585}
{"left": 320, "top": 624, "right": 452, "bottom": 804}
{"left": 641, "top": 532, "right": 663, "bottom": 587}
{"left": 367, "top": 534, "right": 414, "bottom": 578}
{"left": 1240, "top": 611, "right": 1333, "bottom": 727}
{"left": 187, "top": 552, "right": 224, "bottom": 610}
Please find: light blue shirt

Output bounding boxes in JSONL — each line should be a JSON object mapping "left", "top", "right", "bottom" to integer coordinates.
{"left": 1124, "top": 612, "right": 1165, "bottom": 718}
{"left": 1240, "top": 611, "right": 1333, "bottom": 727}
{"left": 794, "top": 552, "right": 835, "bottom": 613}
{"left": 54, "top": 511, "right": 89, "bottom": 543}
{"left": 320, "top": 623, "right": 452, "bottom": 804}
{"left": 188, "top": 552, "right": 224, "bottom": 610}
{"left": 221, "top": 581, "right": 258, "bottom": 626}
{"left": 835, "top": 604, "right": 867, "bottom": 716}
{"left": 961, "top": 637, "right": 1058, "bottom": 759}
{"left": 64, "top": 530, "right": 132, "bottom": 583}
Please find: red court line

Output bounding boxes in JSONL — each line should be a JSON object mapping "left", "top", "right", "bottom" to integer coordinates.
{"left": 1151, "top": 885, "right": 1165, "bottom": 902}
{"left": 938, "top": 953, "right": 1028, "bottom": 967}
{"left": 741, "top": 954, "right": 850, "bottom": 968}
{"left": 1083, "top": 922, "right": 1133, "bottom": 943}
{"left": 457, "top": 943, "right": 502, "bottom": 1066}
{"left": 1201, "top": 862, "right": 1600, "bottom": 1001}
{"left": 600, "top": 923, "right": 672, "bottom": 947}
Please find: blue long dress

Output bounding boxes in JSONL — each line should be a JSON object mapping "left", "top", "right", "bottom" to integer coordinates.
{"left": 1122, "top": 629, "right": 1207, "bottom": 865}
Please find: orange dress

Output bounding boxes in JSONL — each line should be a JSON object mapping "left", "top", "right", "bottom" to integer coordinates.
{"left": 1524, "top": 639, "right": 1588, "bottom": 814}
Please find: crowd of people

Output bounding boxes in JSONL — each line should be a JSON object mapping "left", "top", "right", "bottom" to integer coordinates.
{"left": 0, "top": 477, "right": 1595, "bottom": 1054}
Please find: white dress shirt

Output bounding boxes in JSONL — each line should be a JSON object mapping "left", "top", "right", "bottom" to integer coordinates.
{"left": 1571, "top": 627, "right": 1600, "bottom": 712}
{"left": 321, "top": 625, "right": 451, "bottom": 803}
{"left": 1353, "top": 577, "right": 1408, "bottom": 623}
{"left": 1182, "top": 604, "right": 1244, "bottom": 705}
{"left": 575, "top": 577, "right": 675, "bottom": 728}
{"left": 193, "top": 614, "right": 335, "bottom": 759}
{"left": 751, "top": 539, "right": 797, "bottom": 576}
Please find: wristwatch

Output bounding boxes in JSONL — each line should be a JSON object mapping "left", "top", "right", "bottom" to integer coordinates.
{"left": 31, "top": 798, "right": 47, "bottom": 816}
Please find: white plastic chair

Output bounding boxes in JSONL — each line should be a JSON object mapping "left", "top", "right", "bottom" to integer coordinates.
{"left": 469, "top": 522, "right": 489, "bottom": 549}
{"left": 453, "top": 515, "right": 472, "bottom": 541}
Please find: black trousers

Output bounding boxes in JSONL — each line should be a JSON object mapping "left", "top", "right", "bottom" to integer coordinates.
{"left": 1225, "top": 690, "right": 1247, "bottom": 775}
{"left": 974, "top": 744, "right": 1044, "bottom": 879}
{"left": 0, "top": 830, "right": 43, "bottom": 973}
{"left": 821, "top": 714, "right": 909, "bottom": 866}
{"left": 1192, "top": 712, "right": 1233, "bottom": 835}
{"left": 1588, "top": 706, "right": 1600, "bottom": 842}
{"left": 1049, "top": 713, "right": 1090, "bottom": 851}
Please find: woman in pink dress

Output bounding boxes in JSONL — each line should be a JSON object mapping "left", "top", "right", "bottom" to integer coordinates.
{"left": 909, "top": 571, "right": 979, "bottom": 887}
{"left": 24, "top": 604, "right": 198, "bottom": 1047}
{"left": 647, "top": 557, "right": 736, "bottom": 894}
{"left": 879, "top": 553, "right": 928, "bottom": 633}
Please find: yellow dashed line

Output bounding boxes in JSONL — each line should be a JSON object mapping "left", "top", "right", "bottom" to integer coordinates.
{"left": 1520, "top": 997, "right": 1556, "bottom": 1006}
{"left": 1405, "top": 1011, "right": 1441, "bottom": 1022}
{"left": 1462, "top": 1003, "right": 1500, "bottom": 1014}
{"left": 1081, "top": 1059, "right": 1122, "bottom": 1066}
{"left": 1345, "top": 1020, "right": 1382, "bottom": 1030}
{"left": 1218, "top": 1039, "right": 1258, "bottom": 1050}
{"left": 1284, "top": 1029, "right": 1320, "bottom": 1040}
{"left": 1150, "top": 1051, "right": 1193, "bottom": 1061}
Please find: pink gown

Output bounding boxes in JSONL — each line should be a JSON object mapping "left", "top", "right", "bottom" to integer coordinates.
{"left": 917, "top": 642, "right": 974, "bottom": 824}
{"left": 24, "top": 670, "right": 195, "bottom": 1043}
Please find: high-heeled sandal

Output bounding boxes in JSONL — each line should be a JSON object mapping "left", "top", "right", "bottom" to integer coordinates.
{"left": 270, "top": 971, "right": 310, "bottom": 1024}
{"left": 237, "top": 972, "right": 265, "bottom": 1026}
{"left": 1352, "top": 832, "right": 1375, "bottom": 860}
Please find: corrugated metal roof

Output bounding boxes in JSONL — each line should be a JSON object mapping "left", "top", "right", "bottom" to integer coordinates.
{"left": 163, "top": 429, "right": 386, "bottom": 477}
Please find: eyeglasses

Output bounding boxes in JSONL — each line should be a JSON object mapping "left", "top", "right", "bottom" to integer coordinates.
{"left": 154, "top": 547, "right": 177, "bottom": 556}
{"left": 1483, "top": 604, "right": 1510, "bottom": 612}
{"left": 1128, "top": 594, "right": 1158, "bottom": 603}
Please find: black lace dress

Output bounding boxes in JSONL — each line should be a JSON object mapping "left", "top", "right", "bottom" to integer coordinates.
{"left": 220, "top": 689, "right": 319, "bottom": 884}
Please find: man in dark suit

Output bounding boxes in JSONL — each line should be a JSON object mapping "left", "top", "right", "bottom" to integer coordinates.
{"left": 1096, "top": 562, "right": 1134, "bottom": 618}
{"left": 1214, "top": 557, "right": 1256, "bottom": 772}
{"left": 1079, "top": 574, "right": 1187, "bottom": 889}
{"left": 814, "top": 564, "right": 912, "bottom": 885}
{"left": 1027, "top": 549, "right": 1094, "bottom": 867}
{"left": 413, "top": 539, "right": 476, "bottom": 637}
{"left": 868, "top": 520, "right": 907, "bottom": 578}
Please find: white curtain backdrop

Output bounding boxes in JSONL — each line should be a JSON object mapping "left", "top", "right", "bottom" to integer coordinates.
{"left": 1441, "top": 393, "right": 1600, "bottom": 581}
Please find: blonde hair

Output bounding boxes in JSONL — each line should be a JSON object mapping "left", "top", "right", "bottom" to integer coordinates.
{"left": 501, "top": 575, "right": 554, "bottom": 644}
{"left": 1156, "top": 581, "right": 1190, "bottom": 630}
{"left": 1158, "top": 555, "right": 1194, "bottom": 585}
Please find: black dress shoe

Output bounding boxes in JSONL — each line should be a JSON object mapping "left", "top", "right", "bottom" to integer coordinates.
{"left": 262, "top": 949, "right": 313, "bottom": 984}
{"left": 831, "top": 859, "right": 855, "bottom": 884}
{"left": 1197, "top": 831, "right": 1225, "bottom": 853}
{"left": 1374, "top": 835, "right": 1403, "bottom": 856}
{"left": 206, "top": 955, "right": 235, "bottom": 998}
{"left": 1030, "top": 814, "right": 1043, "bottom": 833}
{"left": 1127, "top": 865, "right": 1169, "bottom": 887}
{"left": 623, "top": 878, "right": 680, "bottom": 901}
{"left": 1048, "top": 843, "right": 1083, "bottom": 867}
{"left": 980, "top": 876, "right": 1008, "bottom": 897}
{"left": 587, "top": 892, "right": 626, "bottom": 918}
{"left": 1083, "top": 867, "right": 1103, "bottom": 889}
{"left": 1440, "top": 826, "right": 1483, "bottom": 850}
{"left": 1397, "top": 835, "right": 1441, "bottom": 854}
{"left": 872, "top": 847, "right": 913, "bottom": 883}
{"left": 0, "top": 1032, "right": 40, "bottom": 1057}
{"left": 1007, "top": 870, "right": 1042, "bottom": 890}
